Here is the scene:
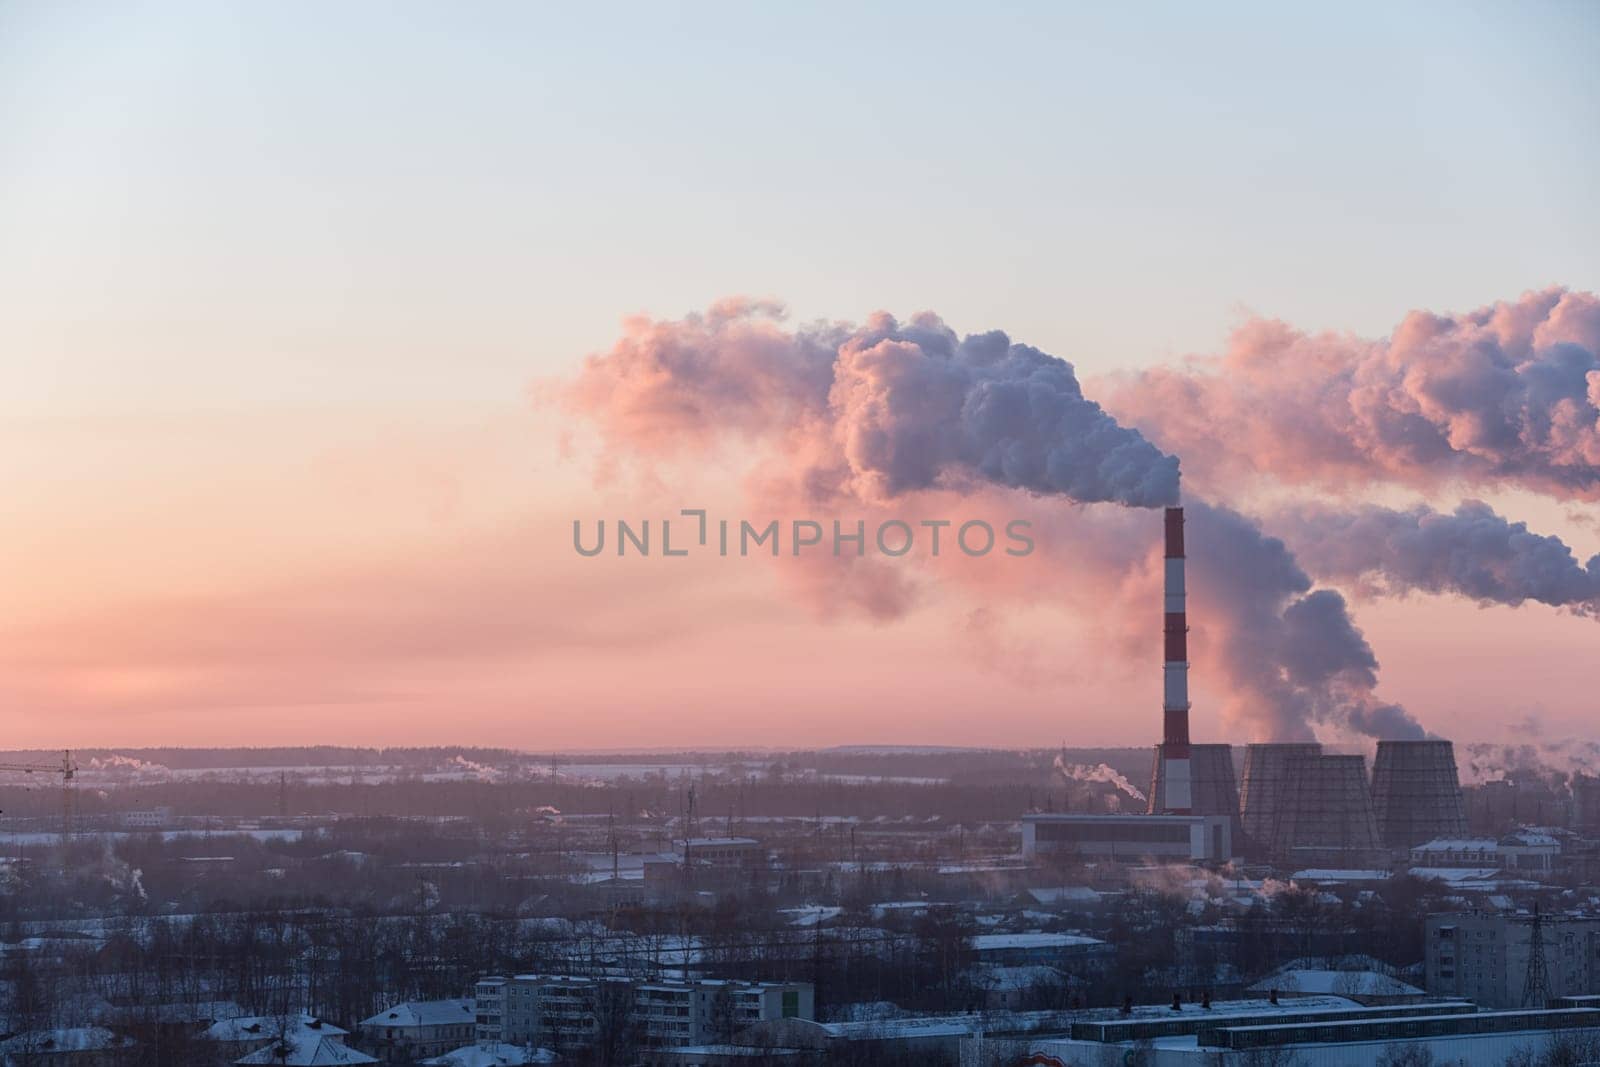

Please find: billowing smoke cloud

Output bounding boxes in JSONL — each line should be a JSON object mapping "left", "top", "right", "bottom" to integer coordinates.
{"left": 1185, "top": 501, "right": 1425, "bottom": 741}
{"left": 1054, "top": 754, "right": 1147, "bottom": 802}
{"left": 1275, "top": 500, "right": 1600, "bottom": 617}
{"left": 1104, "top": 288, "right": 1600, "bottom": 500}
{"left": 569, "top": 299, "right": 1179, "bottom": 508}
{"left": 566, "top": 301, "right": 1422, "bottom": 742}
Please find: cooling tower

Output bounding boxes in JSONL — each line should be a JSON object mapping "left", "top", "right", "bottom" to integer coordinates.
{"left": 1240, "top": 743, "right": 1322, "bottom": 855}
{"left": 1149, "top": 743, "right": 1240, "bottom": 830}
{"left": 1371, "top": 739, "right": 1467, "bottom": 848}
{"left": 1270, "top": 754, "right": 1381, "bottom": 855}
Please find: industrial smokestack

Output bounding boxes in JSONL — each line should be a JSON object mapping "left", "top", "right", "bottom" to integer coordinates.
{"left": 1158, "top": 506, "right": 1192, "bottom": 813}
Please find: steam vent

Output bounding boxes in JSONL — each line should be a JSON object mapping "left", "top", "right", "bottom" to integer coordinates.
{"left": 1371, "top": 739, "right": 1468, "bottom": 848}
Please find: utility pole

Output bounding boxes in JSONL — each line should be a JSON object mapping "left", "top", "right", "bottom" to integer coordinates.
{"left": 1522, "top": 905, "right": 1552, "bottom": 1008}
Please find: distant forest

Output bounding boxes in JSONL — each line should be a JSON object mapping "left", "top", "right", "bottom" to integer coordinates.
{"left": 0, "top": 745, "right": 1157, "bottom": 779}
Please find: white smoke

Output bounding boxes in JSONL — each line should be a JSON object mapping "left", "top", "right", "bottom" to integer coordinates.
{"left": 1054, "top": 755, "right": 1147, "bottom": 802}
{"left": 86, "top": 754, "right": 170, "bottom": 776}
{"left": 1460, "top": 738, "right": 1600, "bottom": 788}
{"left": 445, "top": 755, "right": 501, "bottom": 781}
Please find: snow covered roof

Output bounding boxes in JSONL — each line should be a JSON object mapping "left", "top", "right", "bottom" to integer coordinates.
{"left": 359, "top": 999, "right": 474, "bottom": 1029}
{"left": 1289, "top": 869, "right": 1391, "bottom": 882}
{"left": 1027, "top": 886, "right": 1102, "bottom": 906}
{"left": 971, "top": 932, "right": 1106, "bottom": 951}
{"left": 1408, "top": 867, "right": 1506, "bottom": 883}
{"left": 234, "top": 1035, "right": 378, "bottom": 1065}
{"left": 781, "top": 905, "right": 842, "bottom": 927}
{"left": 1413, "top": 838, "right": 1498, "bottom": 851}
{"left": 968, "top": 964, "right": 1068, "bottom": 991}
{"left": 421, "top": 1045, "right": 558, "bottom": 1066}
{"left": 1248, "top": 969, "right": 1425, "bottom": 997}
{"left": 206, "top": 1015, "right": 349, "bottom": 1041}
{"left": 0, "top": 1027, "right": 133, "bottom": 1055}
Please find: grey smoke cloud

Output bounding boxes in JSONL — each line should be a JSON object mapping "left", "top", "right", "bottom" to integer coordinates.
{"left": 1186, "top": 502, "right": 1426, "bottom": 741}
{"left": 569, "top": 301, "right": 1180, "bottom": 509}
{"left": 1276, "top": 500, "right": 1600, "bottom": 617}
{"left": 1103, "top": 288, "right": 1600, "bottom": 501}
{"left": 568, "top": 300, "right": 1421, "bottom": 742}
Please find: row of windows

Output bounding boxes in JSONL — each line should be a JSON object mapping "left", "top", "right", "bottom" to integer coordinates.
{"left": 1034, "top": 822, "right": 1192, "bottom": 844}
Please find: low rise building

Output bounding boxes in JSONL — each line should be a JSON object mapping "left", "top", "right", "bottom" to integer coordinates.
{"left": 1410, "top": 832, "right": 1562, "bottom": 874}
{"left": 969, "top": 932, "right": 1112, "bottom": 970}
{"left": 120, "top": 807, "right": 174, "bottom": 830}
{"left": 357, "top": 1000, "right": 476, "bottom": 1062}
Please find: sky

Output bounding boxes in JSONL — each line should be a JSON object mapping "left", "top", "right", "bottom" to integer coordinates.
{"left": 2, "top": 1, "right": 1598, "bottom": 750}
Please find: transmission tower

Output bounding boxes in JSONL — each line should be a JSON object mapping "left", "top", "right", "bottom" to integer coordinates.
{"left": 0, "top": 750, "right": 76, "bottom": 842}
{"left": 1522, "top": 904, "right": 1552, "bottom": 1008}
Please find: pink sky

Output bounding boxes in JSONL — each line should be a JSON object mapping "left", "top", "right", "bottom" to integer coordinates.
{"left": 5, "top": 6, "right": 1597, "bottom": 753}
{"left": 3, "top": 391, "right": 1596, "bottom": 751}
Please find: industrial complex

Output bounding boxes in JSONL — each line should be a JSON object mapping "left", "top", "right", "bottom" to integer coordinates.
{"left": 1024, "top": 507, "right": 1471, "bottom": 871}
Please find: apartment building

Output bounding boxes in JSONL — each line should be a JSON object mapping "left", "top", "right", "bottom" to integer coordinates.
{"left": 474, "top": 973, "right": 812, "bottom": 1051}
{"left": 1426, "top": 912, "right": 1600, "bottom": 1008}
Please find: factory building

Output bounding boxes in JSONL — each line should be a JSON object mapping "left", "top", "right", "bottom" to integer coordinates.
{"left": 1016, "top": 996, "right": 1600, "bottom": 1067}
{"left": 1021, "top": 812, "right": 1232, "bottom": 862}
{"left": 1028, "top": 506, "right": 1474, "bottom": 870}
{"left": 1027, "top": 508, "right": 1238, "bottom": 863}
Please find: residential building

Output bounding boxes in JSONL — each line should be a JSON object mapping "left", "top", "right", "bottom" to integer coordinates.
{"left": 203, "top": 1015, "right": 354, "bottom": 1063}
{"left": 1426, "top": 911, "right": 1600, "bottom": 1008}
{"left": 474, "top": 974, "right": 812, "bottom": 1052}
{"left": 120, "top": 807, "right": 174, "bottom": 829}
{"left": 357, "top": 1000, "right": 476, "bottom": 1062}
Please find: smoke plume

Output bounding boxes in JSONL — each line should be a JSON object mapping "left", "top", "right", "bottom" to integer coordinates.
{"left": 1184, "top": 501, "right": 1425, "bottom": 741}
{"left": 1104, "top": 288, "right": 1600, "bottom": 500}
{"left": 566, "top": 301, "right": 1421, "bottom": 741}
{"left": 1275, "top": 500, "right": 1600, "bottom": 617}
{"left": 568, "top": 299, "right": 1180, "bottom": 508}
{"left": 1054, "top": 754, "right": 1148, "bottom": 802}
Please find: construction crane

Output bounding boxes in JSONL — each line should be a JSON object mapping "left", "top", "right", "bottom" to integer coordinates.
{"left": 0, "top": 749, "right": 77, "bottom": 840}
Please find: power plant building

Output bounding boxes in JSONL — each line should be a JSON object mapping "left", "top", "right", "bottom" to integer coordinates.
{"left": 1026, "top": 507, "right": 1237, "bottom": 863}
{"left": 1027, "top": 507, "right": 1469, "bottom": 869}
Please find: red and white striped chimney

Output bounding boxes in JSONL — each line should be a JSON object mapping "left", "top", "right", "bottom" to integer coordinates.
{"left": 1160, "top": 506, "right": 1192, "bottom": 813}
